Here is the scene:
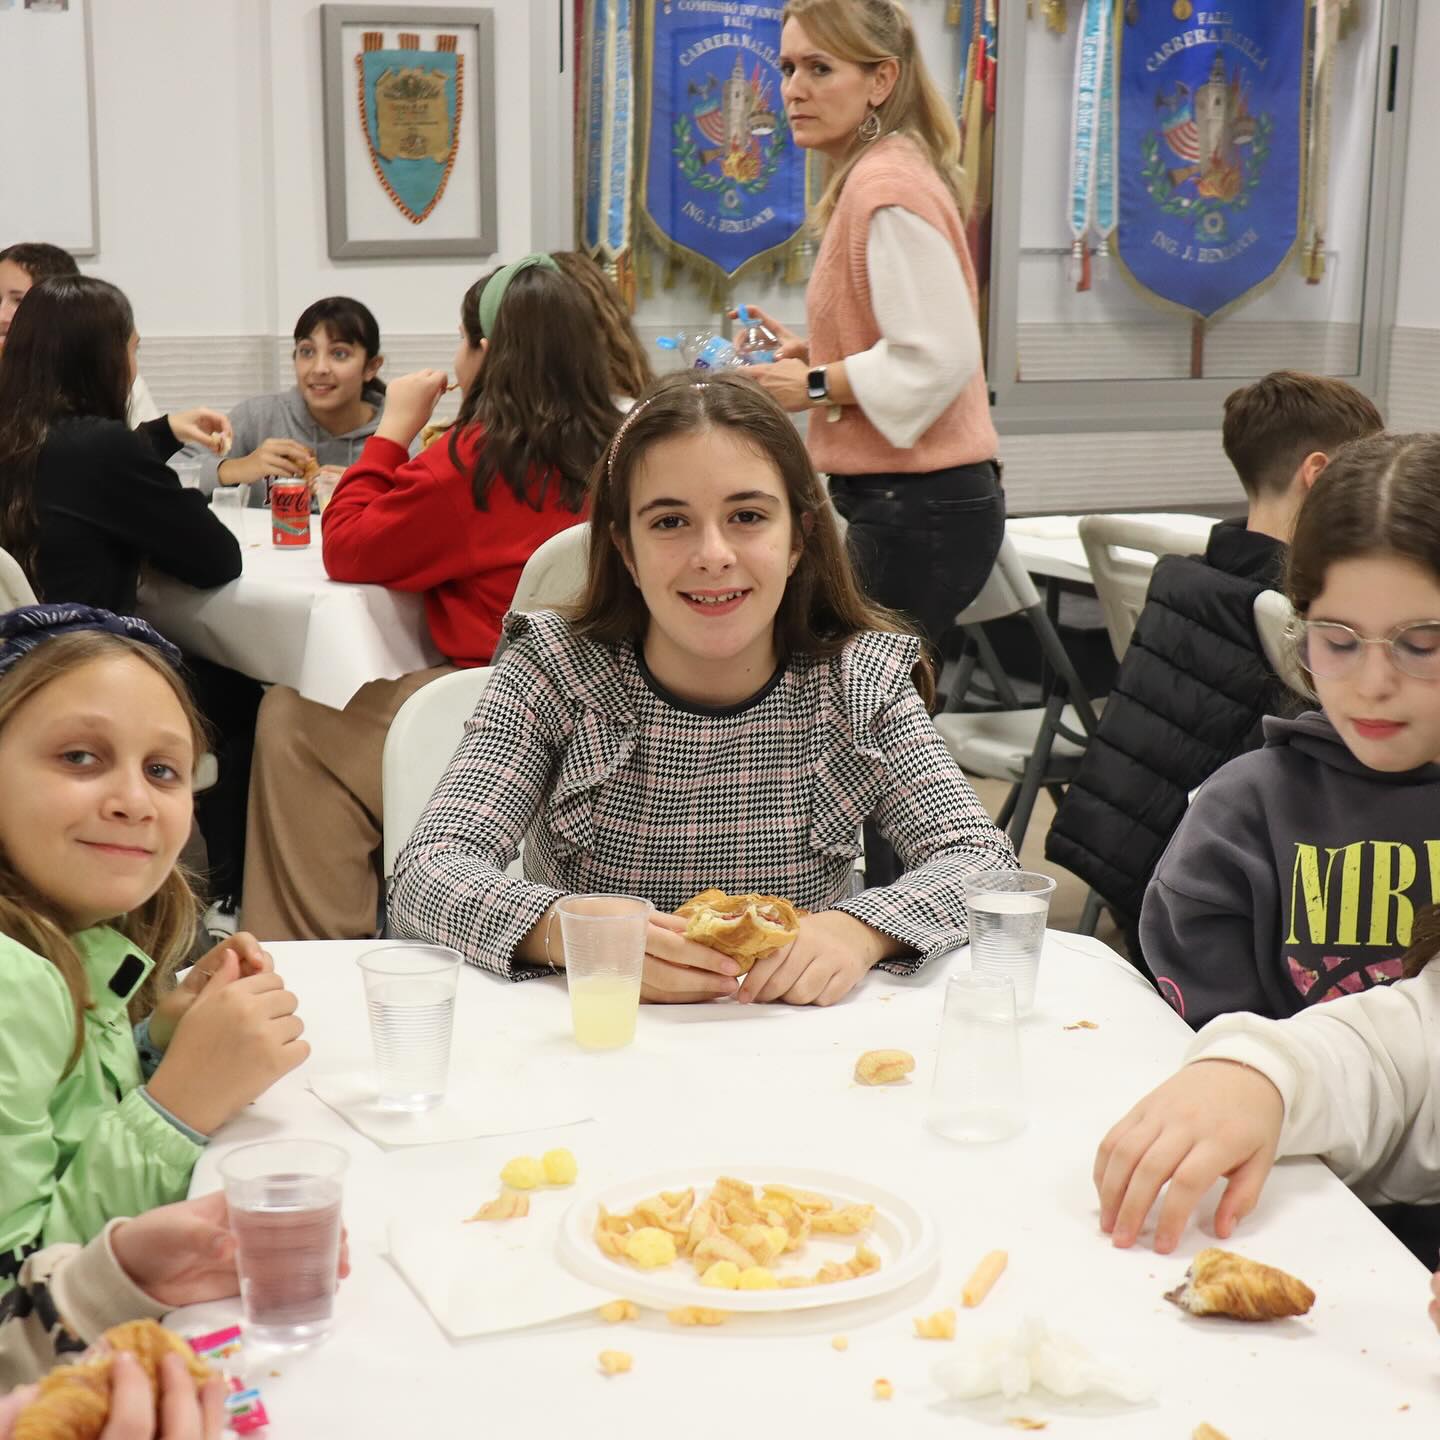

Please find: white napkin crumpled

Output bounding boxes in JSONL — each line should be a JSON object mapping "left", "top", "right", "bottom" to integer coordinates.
{"left": 932, "top": 1316, "right": 1154, "bottom": 1404}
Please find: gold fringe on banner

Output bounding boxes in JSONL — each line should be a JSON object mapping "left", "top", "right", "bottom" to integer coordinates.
{"left": 436, "top": 34, "right": 458, "bottom": 52}
{"left": 1043, "top": 0, "right": 1068, "bottom": 34}
{"left": 398, "top": 33, "right": 420, "bottom": 50}
{"left": 362, "top": 31, "right": 383, "bottom": 51}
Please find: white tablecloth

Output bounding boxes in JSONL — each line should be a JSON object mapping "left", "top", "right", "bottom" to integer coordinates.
{"left": 135, "top": 514, "right": 442, "bottom": 710}
{"left": 1008, "top": 513, "right": 1215, "bottom": 586}
{"left": 174, "top": 935, "right": 1437, "bottom": 1436}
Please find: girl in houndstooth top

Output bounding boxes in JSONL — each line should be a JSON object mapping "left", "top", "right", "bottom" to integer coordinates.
{"left": 388, "top": 372, "right": 1014, "bottom": 1005}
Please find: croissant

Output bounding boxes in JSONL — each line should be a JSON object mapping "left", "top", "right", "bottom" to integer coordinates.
{"left": 15, "top": 1320, "right": 212, "bottom": 1440}
{"left": 1164, "top": 1248, "right": 1315, "bottom": 1322}
{"left": 676, "top": 888, "right": 802, "bottom": 971}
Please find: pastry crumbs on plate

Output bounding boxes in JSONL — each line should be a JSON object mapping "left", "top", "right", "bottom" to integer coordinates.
{"left": 1063, "top": 1020, "right": 1099, "bottom": 1030}
{"left": 872, "top": 1378, "right": 893, "bottom": 1400}
{"left": 1007, "top": 1420, "right": 1048, "bottom": 1432}
{"left": 831, "top": 1336, "right": 849, "bottom": 1351}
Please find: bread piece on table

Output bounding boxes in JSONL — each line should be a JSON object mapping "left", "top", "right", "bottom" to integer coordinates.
{"left": 15, "top": 1320, "right": 211, "bottom": 1440}
{"left": 1164, "top": 1248, "right": 1314, "bottom": 1321}
{"left": 676, "top": 888, "right": 802, "bottom": 971}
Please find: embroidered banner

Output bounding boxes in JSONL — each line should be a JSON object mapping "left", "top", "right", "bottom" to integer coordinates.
{"left": 580, "top": 0, "right": 635, "bottom": 265}
{"left": 638, "top": 0, "right": 810, "bottom": 284}
{"left": 1114, "top": 1, "right": 1309, "bottom": 320}
{"left": 357, "top": 32, "right": 463, "bottom": 225}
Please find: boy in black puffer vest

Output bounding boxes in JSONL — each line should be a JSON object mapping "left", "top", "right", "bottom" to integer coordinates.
{"left": 1045, "top": 371, "right": 1383, "bottom": 971}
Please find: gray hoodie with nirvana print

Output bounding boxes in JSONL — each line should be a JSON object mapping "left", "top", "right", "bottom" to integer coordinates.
{"left": 1140, "top": 710, "right": 1440, "bottom": 1030}
{"left": 193, "top": 383, "right": 388, "bottom": 503}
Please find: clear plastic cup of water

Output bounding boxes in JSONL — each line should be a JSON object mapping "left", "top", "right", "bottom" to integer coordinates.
{"left": 168, "top": 455, "right": 203, "bottom": 490}
{"left": 210, "top": 482, "right": 252, "bottom": 542}
{"left": 357, "top": 944, "right": 461, "bottom": 1110}
{"left": 963, "top": 870, "right": 1057, "bottom": 1017}
{"left": 927, "top": 972, "right": 1026, "bottom": 1143}
{"left": 557, "top": 895, "right": 652, "bottom": 1051}
{"left": 219, "top": 1139, "right": 348, "bottom": 1349}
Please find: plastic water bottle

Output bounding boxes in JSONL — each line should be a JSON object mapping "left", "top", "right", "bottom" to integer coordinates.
{"left": 734, "top": 305, "right": 779, "bottom": 364}
{"left": 656, "top": 331, "right": 743, "bottom": 371}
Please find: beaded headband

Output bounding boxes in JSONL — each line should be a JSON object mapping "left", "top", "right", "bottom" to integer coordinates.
{"left": 604, "top": 380, "right": 718, "bottom": 485}
{"left": 0, "top": 603, "right": 182, "bottom": 679}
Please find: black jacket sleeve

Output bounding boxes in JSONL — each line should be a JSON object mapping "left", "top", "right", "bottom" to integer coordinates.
{"left": 55, "top": 423, "right": 242, "bottom": 590}
{"left": 136, "top": 416, "right": 181, "bottom": 463}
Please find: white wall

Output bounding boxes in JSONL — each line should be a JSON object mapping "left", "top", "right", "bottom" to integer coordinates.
{"left": 1394, "top": 0, "right": 1440, "bottom": 329}
{"left": 62, "top": 0, "right": 540, "bottom": 397}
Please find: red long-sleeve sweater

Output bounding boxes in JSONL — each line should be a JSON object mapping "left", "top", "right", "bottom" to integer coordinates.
{"left": 322, "top": 430, "right": 586, "bottom": 668}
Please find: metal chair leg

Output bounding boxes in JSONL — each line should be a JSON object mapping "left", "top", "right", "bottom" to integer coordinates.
{"left": 1078, "top": 890, "right": 1104, "bottom": 936}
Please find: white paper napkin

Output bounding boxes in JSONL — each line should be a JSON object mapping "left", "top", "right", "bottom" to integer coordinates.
{"left": 387, "top": 1201, "right": 613, "bottom": 1338}
{"left": 308, "top": 1067, "right": 592, "bottom": 1149}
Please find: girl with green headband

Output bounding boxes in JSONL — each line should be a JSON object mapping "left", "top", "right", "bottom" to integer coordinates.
{"left": 241, "top": 259, "right": 622, "bottom": 941}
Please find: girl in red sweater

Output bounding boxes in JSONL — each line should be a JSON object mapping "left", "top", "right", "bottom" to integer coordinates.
{"left": 241, "top": 256, "right": 620, "bottom": 939}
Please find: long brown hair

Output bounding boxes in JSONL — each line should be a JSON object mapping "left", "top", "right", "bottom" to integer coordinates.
{"left": 0, "top": 276, "right": 135, "bottom": 585}
{"left": 0, "top": 632, "right": 205, "bottom": 1069}
{"left": 1288, "top": 432, "right": 1440, "bottom": 978}
{"left": 783, "top": 0, "right": 966, "bottom": 229}
{"left": 569, "top": 371, "right": 932, "bottom": 704}
{"left": 449, "top": 266, "right": 620, "bottom": 514}
{"left": 552, "top": 252, "right": 654, "bottom": 401}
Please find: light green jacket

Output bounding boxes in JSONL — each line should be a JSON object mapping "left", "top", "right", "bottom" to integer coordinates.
{"left": 0, "top": 927, "right": 202, "bottom": 1290}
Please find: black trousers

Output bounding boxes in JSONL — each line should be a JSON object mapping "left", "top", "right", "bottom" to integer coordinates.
{"left": 184, "top": 655, "right": 263, "bottom": 903}
{"left": 829, "top": 462, "right": 1005, "bottom": 655}
{"left": 830, "top": 463, "right": 1005, "bottom": 887}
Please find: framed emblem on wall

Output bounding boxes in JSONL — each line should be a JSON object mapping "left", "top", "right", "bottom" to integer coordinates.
{"left": 320, "top": 4, "right": 497, "bottom": 259}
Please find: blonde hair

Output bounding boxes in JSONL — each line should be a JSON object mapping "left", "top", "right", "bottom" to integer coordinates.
{"left": 783, "top": 0, "right": 967, "bottom": 228}
{"left": 0, "top": 632, "right": 205, "bottom": 1071}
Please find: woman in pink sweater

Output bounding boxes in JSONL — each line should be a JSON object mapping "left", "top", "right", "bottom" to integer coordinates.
{"left": 740, "top": 0, "right": 1001, "bottom": 658}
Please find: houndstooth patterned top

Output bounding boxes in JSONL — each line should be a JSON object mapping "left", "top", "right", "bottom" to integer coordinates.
{"left": 388, "top": 609, "right": 1015, "bottom": 980}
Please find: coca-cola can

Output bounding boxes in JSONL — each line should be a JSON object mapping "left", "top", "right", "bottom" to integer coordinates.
{"left": 270, "top": 480, "right": 311, "bottom": 547}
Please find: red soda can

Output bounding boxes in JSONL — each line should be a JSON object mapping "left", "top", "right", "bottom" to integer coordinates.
{"left": 270, "top": 480, "right": 311, "bottom": 546}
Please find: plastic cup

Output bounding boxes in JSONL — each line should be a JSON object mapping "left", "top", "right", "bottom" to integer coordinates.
{"left": 927, "top": 972, "right": 1026, "bottom": 1143}
{"left": 210, "top": 483, "right": 251, "bottom": 542}
{"left": 219, "top": 1139, "right": 348, "bottom": 1349}
{"left": 557, "top": 894, "right": 652, "bottom": 1051}
{"left": 357, "top": 944, "right": 461, "bottom": 1111}
{"left": 168, "top": 455, "right": 203, "bottom": 489}
{"left": 963, "top": 870, "right": 1057, "bottom": 1017}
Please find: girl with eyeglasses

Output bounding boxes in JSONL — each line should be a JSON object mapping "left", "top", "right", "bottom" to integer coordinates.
{"left": 1133, "top": 432, "right": 1440, "bottom": 1031}
{"left": 1092, "top": 435, "right": 1440, "bottom": 1309}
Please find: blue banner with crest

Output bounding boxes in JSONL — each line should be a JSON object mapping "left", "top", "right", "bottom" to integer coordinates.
{"left": 639, "top": 0, "right": 810, "bottom": 283}
{"left": 1114, "top": 2, "right": 1309, "bottom": 320}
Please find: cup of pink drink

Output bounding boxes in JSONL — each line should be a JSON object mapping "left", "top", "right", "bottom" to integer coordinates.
{"left": 219, "top": 1139, "right": 349, "bottom": 1349}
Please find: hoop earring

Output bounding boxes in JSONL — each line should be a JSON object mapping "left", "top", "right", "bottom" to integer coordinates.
{"left": 856, "top": 109, "right": 882, "bottom": 142}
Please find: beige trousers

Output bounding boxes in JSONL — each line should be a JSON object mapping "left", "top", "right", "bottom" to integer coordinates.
{"left": 241, "top": 666, "right": 456, "bottom": 940}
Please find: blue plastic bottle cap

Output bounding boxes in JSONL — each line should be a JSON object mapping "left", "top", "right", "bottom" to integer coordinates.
{"left": 736, "top": 304, "right": 752, "bottom": 323}
{"left": 656, "top": 335, "right": 681, "bottom": 350}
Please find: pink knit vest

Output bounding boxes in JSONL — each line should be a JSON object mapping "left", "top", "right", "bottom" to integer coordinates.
{"left": 805, "top": 135, "right": 998, "bottom": 476}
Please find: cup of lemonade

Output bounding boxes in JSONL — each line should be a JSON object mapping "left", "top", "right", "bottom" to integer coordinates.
{"left": 556, "top": 894, "right": 652, "bottom": 1050}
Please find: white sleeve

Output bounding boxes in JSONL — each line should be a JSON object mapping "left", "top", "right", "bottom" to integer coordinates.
{"left": 1184, "top": 967, "right": 1440, "bottom": 1206}
{"left": 842, "top": 207, "right": 982, "bottom": 450}
{"left": 127, "top": 374, "right": 161, "bottom": 427}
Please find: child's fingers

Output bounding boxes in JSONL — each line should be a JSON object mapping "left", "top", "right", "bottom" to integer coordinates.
{"left": 1213, "top": 1150, "right": 1270, "bottom": 1239}
{"left": 100, "top": 1352, "right": 154, "bottom": 1438}
{"left": 1151, "top": 1141, "right": 1228, "bottom": 1253}
{"left": 199, "top": 1377, "right": 228, "bottom": 1440}
{"left": 1095, "top": 1113, "right": 1168, "bottom": 1237}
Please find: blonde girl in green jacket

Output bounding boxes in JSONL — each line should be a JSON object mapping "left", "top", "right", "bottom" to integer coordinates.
{"left": 0, "top": 605, "right": 310, "bottom": 1294}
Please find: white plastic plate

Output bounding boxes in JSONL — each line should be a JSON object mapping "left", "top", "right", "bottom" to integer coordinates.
{"left": 557, "top": 1164, "right": 940, "bottom": 1313}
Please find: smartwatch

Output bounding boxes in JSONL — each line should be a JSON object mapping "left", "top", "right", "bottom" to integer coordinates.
{"left": 806, "top": 366, "right": 829, "bottom": 403}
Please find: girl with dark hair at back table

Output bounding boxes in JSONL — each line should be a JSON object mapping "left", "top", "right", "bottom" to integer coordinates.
{"left": 240, "top": 256, "right": 615, "bottom": 942}
{"left": 197, "top": 295, "right": 388, "bottom": 502}
{"left": 0, "top": 276, "right": 260, "bottom": 923}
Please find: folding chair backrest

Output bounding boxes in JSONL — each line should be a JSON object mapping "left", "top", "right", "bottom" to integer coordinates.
{"left": 1078, "top": 514, "right": 1209, "bottom": 661}
{"left": 954, "top": 534, "right": 1043, "bottom": 625}
{"left": 0, "top": 546, "right": 37, "bottom": 611}
{"left": 382, "top": 667, "right": 494, "bottom": 882}
{"left": 1253, "top": 588, "right": 1310, "bottom": 698}
{"left": 510, "top": 524, "right": 591, "bottom": 615}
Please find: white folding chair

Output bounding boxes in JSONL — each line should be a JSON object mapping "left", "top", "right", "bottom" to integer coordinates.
{"left": 1253, "top": 588, "right": 1310, "bottom": 697}
{"left": 0, "top": 547, "right": 36, "bottom": 610}
{"left": 1078, "top": 514, "right": 1210, "bottom": 661}
{"left": 509, "top": 524, "right": 591, "bottom": 615}
{"left": 381, "top": 666, "right": 495, "bottom": 886}
{"left": 934, "top": 536, "right": 1101, "bottom": 851}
